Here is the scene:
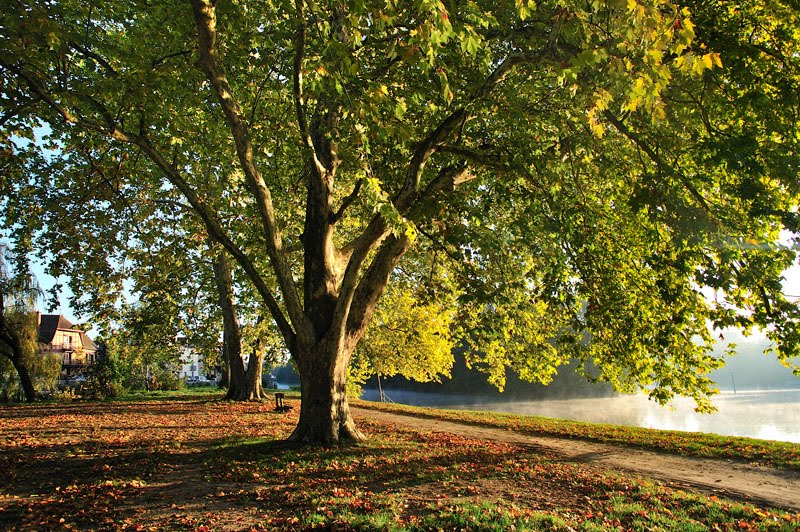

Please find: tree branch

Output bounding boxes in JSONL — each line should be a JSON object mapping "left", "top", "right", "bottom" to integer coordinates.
{"left": 248, "top": 67, "right": 278, "bottom": 127}
{"left": 1, "top": 61, "right": 79, "bottom": 125}
{"left": 330, "top": 178, "right": 363, "bottom": 224}
{"left": 0, "top": 96, "right": 41, "bottom": 127}
{"left": 603, "top": 110, "right": 715, "bottom": 216}
{"left": 325, "top": 217, "right": 390, "bottom": 348}
{"left": 125, "top": 132, "right": 297, "bottom": 348}
{"left": 344, "top": 233, "right": 412, "bottom": 346}
{"left": 150, "top": 49, "right": 193, "bottom": 69}
{"left": 153, "top": 198, "right": 193, "bottom": 212}
{"left": 292, "top": 0, "right": 326, "bottom": 178}
{"left": 396, "top": 49, "right": 564, "bottom": 213}
{"left": 7, "top": 57, "right": 298, "bottom": 349}
{"left": 414, "top": 164, "right": 474, "bottom": 208}
{"left": 416, "top": 226, "right": 470, "bottom": 272}
{"left": 68, "top": 41, "right": 118, "bottom": 78}
{"left": 189, "top": 0, "right": 310, "bottom": 340}
{"left": 439, "top": 144, "right": 551, "bottom": 196}
{"left": 395, "top": 109, "right": 468, "bottom": 211}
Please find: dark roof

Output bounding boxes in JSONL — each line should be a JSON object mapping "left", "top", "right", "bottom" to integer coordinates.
{"left": 37, "top": 314, "right": 97, "bottom": 352}
{"left": 79, "top": 331, "right": 98, "bottom": 352}
{"left": 37, "top": 314, "right": 75, "bottom": 343}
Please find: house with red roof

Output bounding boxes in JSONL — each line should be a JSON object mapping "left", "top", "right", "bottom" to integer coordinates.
{"left": 37, "top": 313, "right": 98, "bottom": 378}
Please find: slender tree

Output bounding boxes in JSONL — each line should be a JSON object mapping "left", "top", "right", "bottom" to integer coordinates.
{"left": 211, "top": 239, "right": 250, "bottom": 399}
{"left": 0, "top": 245, "right": 40, "bottom": 402}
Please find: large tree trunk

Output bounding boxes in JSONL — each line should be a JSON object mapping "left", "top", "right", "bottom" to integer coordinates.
{"left": 287, "top": 230, "right": 411, "bottom": 445}
{"left": 288, "top": 340, "right": 365, "bottom": 445}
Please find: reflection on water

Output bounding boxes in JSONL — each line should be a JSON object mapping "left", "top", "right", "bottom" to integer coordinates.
{"left": 361, "top": 388, "right": 800, "bottom": 443}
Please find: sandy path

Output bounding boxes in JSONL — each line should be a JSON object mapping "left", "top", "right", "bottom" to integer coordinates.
{"left": 353, "top": 407, "right": 800, "bottom": 511}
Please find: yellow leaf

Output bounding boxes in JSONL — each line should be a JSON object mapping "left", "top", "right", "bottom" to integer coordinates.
{"left": 652, "top": 103, "right": 666, "bottom": 122}
{"left": 647, "top": 50, "right": 663, "bottom": 65}
{"left": 701, "top": 53, "right": 713, "bottom": 69}
{"left": 623, "top": 98, "right": 639, "bottom": 113}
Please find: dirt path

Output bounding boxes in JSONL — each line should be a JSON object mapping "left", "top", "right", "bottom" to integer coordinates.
{"left": 353, "top": 407, "right": 800, "bottom": 511}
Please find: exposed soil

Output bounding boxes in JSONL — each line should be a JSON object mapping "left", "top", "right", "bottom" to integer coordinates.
{"left": 353, "top": 406, "right": 800, "bottom": 511}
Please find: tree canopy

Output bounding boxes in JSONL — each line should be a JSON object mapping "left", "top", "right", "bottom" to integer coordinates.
{"left": 1, "top": 0, "right": 798, "bottom": 442}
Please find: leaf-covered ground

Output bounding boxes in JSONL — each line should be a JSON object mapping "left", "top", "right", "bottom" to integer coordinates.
{"left": 1, "top": 395, "right": 798, "bottom": 531}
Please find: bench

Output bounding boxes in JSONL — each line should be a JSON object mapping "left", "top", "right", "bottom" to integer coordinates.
{"left": 274, "top": 392, "right": 293, "bottom": 413}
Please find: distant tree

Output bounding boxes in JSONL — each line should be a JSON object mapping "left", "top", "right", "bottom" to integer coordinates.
{"left": 350, "top": 248, "right": 457, "bottom": 393}
{"left": 0, "top": 244, "right": 42, "bottom": 401}
{"left": 208, "top": 241, "right": 251, "bottom": 399}
{"left": 83, "top": 340, "right": 124, "bottom": 399}
{"left": 272, "top": 362, "right": 301, "bottom": 387}
{"left": 104, "top": 301, "right": 184, "bottom": 391}
{"left": 236, "top": 313, "right": 286, "bottom": 400}
{"left": 378, "top": 350, "right": 616, "bottom": 400}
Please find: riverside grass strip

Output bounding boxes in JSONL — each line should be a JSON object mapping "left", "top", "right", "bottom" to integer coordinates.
{"left": 354, "top": 400, "right": 800, "bottom": 472}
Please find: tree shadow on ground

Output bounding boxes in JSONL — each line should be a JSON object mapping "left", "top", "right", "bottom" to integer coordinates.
{"left": 1, "top": 403, "right": 589, "bottom": 531}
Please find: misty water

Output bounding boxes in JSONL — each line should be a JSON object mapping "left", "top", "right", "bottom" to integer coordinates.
{"left": 361, "top": 388, "right": 800, "bottom": 443}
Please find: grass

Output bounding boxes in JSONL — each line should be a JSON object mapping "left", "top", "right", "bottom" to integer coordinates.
{"left": 354, "top": 399, "right": 800, "bottom": 471}
{"left": 116, "top": 386, "right": 226, "bottom": 400}
{"left": 115, "top": 388, "right": 302, "bottom": 402}
{"left": 0, "top": 395, "right": 797, "bottom": 531}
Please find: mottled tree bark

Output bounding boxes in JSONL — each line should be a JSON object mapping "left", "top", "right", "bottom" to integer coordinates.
{"left": 288, "top": 341, "right": 364, "bottom": 445}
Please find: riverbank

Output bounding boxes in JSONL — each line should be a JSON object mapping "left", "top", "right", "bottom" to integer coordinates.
{"left": 1, "top": 395, "right": 798, "bottom": 530}
{"left": 352, "top": 405, "right": 800, "bottom": 512}
{"left": 354, "top": 400, "right": 800, "bottom": 471}
{"left": 360, "top": 388, "right": 800, "bottom": 443}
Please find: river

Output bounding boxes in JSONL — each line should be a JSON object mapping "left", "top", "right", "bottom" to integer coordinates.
{"left": 360, "top": 388, "right": 800, "bottom": 443}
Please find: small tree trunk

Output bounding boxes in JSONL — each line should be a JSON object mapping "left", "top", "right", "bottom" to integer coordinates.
{"left": 0, "top": 309, "right": 37, "bottom": 402}
{"left": 218, "top": 356, "right": 229, "bottom": 388}
{"left": 224, "top": 338, "right": 247, "bottom": 399}
{"left": 243, "top": 342, "right": 265, "bottom": 400}
{"left": 10, "top": 352, "right": 36, "bottom": 402}
{"left": 211, "top": 240, "right": 248, "bottom": 400}
{"left": 289, "top": 342, "right": 364, "bottom": 445}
